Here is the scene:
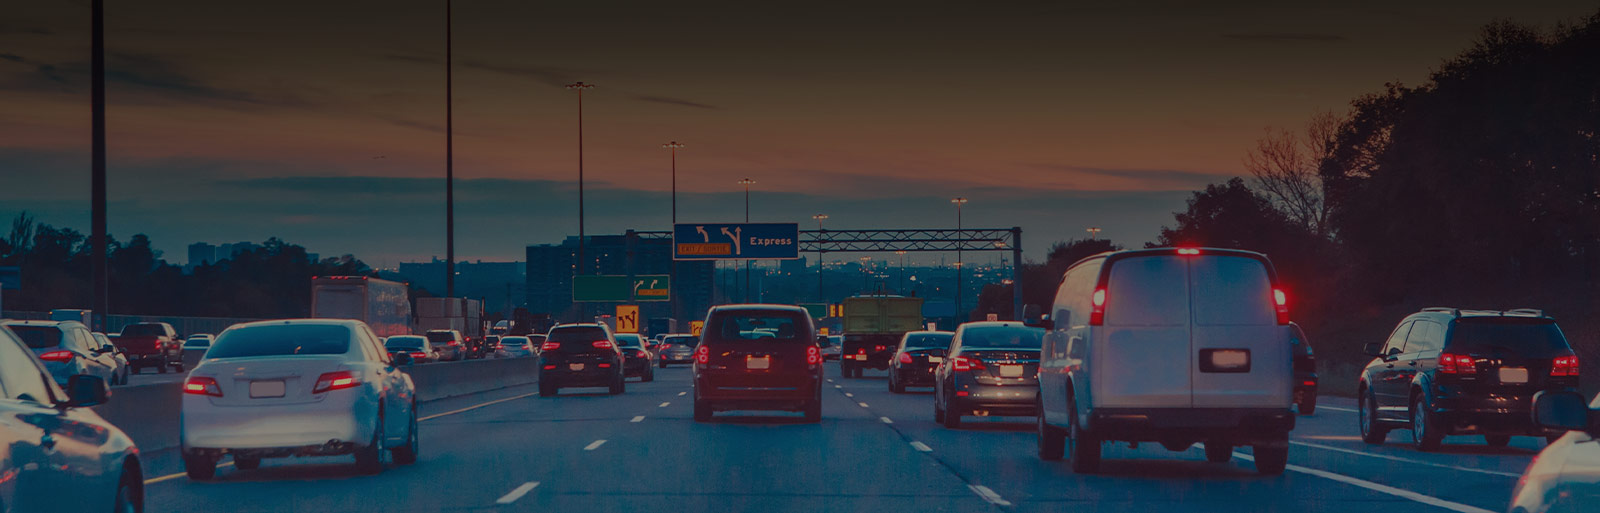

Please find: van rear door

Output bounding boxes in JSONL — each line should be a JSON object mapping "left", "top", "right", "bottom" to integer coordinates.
{"left": 1188, "top": 255, "right": 1291, "bottom": 408}
{"left": 1095, "top": 255, "right": 1192, "bottom": 408}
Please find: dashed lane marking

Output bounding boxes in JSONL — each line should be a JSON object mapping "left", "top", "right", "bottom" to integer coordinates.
{"left": 968, "top": 485, "right": 1012, "bottom": 507}
{"left": 584, "top": 440, "right": 607, "bottom": 451}
{"left": 631, "top": 416, "right": 645, "bottom": 423}
{"left": 495, "top": 481, "right": 540, "bottom": 505}
{"left": 910, "top": 441, "right": 933, "bottom": 452}
{"left": 1233, "top": 452, "right": 1494, "bottom": 513}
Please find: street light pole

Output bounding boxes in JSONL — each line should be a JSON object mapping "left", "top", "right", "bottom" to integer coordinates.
{"left": 738, "top": 178, "right": 755, "bottom": 302}
{"left": 567, "top": 81, "right": 594, "bottom": 274}
{"left": 1087, "top": 227, "right": 1102, "bottom": 240}
{"left": 662, "top": 141, "right": 684, "bottom": 319}
{"left": 896, "top": 250, "right": 907, "bottom": 293}
{"left": 812, "top": 213, "right": 828, "bottom": 302}
{"left": 951, "top": 197, "right": 968, "bottom": 322}
{"left": 445, "top": 0, "right": 455, "bottom": 297}
{"left": 90, "top": 0, "right": 107, "bottom": 330}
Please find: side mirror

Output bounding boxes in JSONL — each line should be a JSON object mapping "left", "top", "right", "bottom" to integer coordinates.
{"left": 1030, "top": 319, "right": 1055, "bottom": 330}
{"left": 1362, "top": 342, "right": 1384, "bottom": 357}
{"left": 63, "top": 375, "right": 109, "bottom": 408}
{"left": 393, "top": 352, "right": 415, "bottom": 366}
{"left": 1533, "top": 391, "right": 1592, "bottom": 433}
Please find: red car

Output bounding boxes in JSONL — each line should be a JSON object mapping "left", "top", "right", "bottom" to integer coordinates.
{"left": 693, "top": 305, "right": 823, "bottom": 423}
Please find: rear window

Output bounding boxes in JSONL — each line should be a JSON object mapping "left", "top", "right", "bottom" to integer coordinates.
{"left": 7, "top": 325, "right": 63, "bottom": 349}
{"left": 663, "top": 336, "right": 699, "bottom": 347}
{"left": 708, "top": 311, "right": 807, "bottom": 342}
{"left": 425, "top": 331, "right": 456, "bottom": 343}
{"left": 615, "top": 334, "right": 644, "bottom": 348}
{"left": 548, "top": 327, "right": 609, "bottom": 344}
{"left": 1447, "top": 320, "right": 1572, "bottom": 356}
{"left": 501, "top": 336, "right": 530, "bottom": 345}
{"left": 1190, "top": 255, "right": 1275, "bottom": 326}
{"left": 385, "top": 336, "right": 426, "bottom": 349}
{"left": 207, "top": 325, "right": 352, "bottom": 358}
{"left": 1105, "top": 256, "right": 1190, "bottom": 326}
{"left": 904, "top": 333, "right": 953, "bottom": 349}
{"left": 120, "top": 324, "right": 167, "bottom": 337}
{"left": 959, "top": 326, "right": 1044, "bottom": 349}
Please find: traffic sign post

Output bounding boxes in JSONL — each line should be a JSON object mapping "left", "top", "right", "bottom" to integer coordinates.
{"left": 616, "top": 305, "right": 640, "bottom": 333}
{"left": 574, "top": 275, "right": 670, "bottom": 302}
{"left": 674, "top": 223, "right": 799, "bottom": 261}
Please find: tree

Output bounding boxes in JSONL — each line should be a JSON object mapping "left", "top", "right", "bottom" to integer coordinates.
{"left": 1156, "top": 178, "right": 1304, "bottom": 250}
{"left": 1245, "top": 111, "right": 1339, "bottom": 238}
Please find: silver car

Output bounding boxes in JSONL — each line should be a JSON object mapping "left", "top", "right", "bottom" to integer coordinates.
{"left": 92, "top": 332, "right": 132, "bottom": 385}
{"left": 0, "top": 324, "right": 142, "bottom": 512}
{"left": 3, "top": 320, "right": 120, "bottom": 388}
{"left": 494, "top": 336, "right": 536, "bottom": 358}
{"left": 1511, "top": 391, "right": 1600, "bottom": 513}
{"left": 180, "top": 319, "right": 420, "bottom": 479}
{"left": 182, "top": 333, "right": 213, "bottom": 370}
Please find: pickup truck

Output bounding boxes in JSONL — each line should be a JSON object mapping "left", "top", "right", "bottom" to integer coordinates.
{"left": 115, "top": 322, "right": 184, "bottom": 373}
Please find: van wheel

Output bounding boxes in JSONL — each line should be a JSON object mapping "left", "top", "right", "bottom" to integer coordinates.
{"left": 1359, "top": 389, "right": 1389, "bottom": 444}
{"left": 1411, "top": 395, "right": 1443, "bottom": 451}
{"left": 1253, "top": 444, "right": 1288, "bottom": 475}
{"left": 1484, "top": 435, "right": 1511, "bottom": 448}
{"left": 1067, "top": 396, "right": 1100, "bottom": 474}
{"left": 1037, "top": 407, "right": 1065, "bottom": 461}
{"left": 1204, "top": 443, "right": 1232, "bottom": 463}
{"left": 803, "top": 398, "right": 821, "bottom": 423}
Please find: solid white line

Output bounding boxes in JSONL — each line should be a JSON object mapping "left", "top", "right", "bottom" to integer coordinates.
{"left": 420, "top": 391, "right": 540, "bottom": 421}
{"left": 584, "top": 439, "right": 607, "bottom": 451}
{"left": 845, "top": 392, "right": 854, "bottom": 398}
{"left": 1320, "top": 405, "right": 1358, "bottom": 413}
{"left": 968, "top": 485, "right": 1013, "bottom": 507}
{"left": 659, "top": 402, "right": 671, "bottom": 407}
{"left": 1233, "top": 452, "right": 1494, "bottom": 513}
{"left": 880, "top": 416, "right": 894, "bottom": 424}
{"left": 631, "top": 415, "right": 645, "bottom": 423}
{"left": 495, "top": 481, "right": 541, "bottom": 504}
{"left": 858, "top": 402, "right": 869, "bottom": 408}
{"left": 910, "top": 441, "right": 933, "bottom": 452}
{"left": 1290, "top": 441, "right": 1519, "bottom": 477}
{"left": 678, "top": 391, "right": 687, "bottom": 396}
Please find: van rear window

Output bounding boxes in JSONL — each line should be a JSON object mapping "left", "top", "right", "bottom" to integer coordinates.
{"left": 708, "top": 312, "right": 807, "bottom": 341}
{"left": 1190, "top": 256, "right": 1275, "bottom": 326}
{"left": 1105, "top": 256, "right": 1190, "bottom": 326}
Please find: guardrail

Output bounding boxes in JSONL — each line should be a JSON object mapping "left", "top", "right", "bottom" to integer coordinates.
{"left": 92, "top": 357, "right": 541, "bottom": 452}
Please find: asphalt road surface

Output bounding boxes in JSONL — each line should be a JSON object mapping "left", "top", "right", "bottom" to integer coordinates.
{"left": 138, "top": 366, "right": 1536, "bottom": 512}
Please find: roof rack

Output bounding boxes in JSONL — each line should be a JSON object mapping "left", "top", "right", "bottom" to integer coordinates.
{"left": 1503, "top": 308, "right": 1547, "bottom": 318}
{"left": 1420, "top": 307, "right": 1459, "bottom": 316}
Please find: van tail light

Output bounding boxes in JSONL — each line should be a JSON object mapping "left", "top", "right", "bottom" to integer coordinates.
{"left": 313, "top": 371, "right": 361, "bottom": 394}
{"left": 1437, "top": 353, "right": 1476, "bottom": 375}
{"left": 695, "top": 345, "right": 710, "bottom": 365}
{"left": 807, "top": 346, "right": 821, "bottom": 365}
{"left": 183, "top": 376, "right": 223, "bottom": 397}
{"left": 541, "top": 341, "right": 561, "bottom": 351}
{"left": 1273, "top": 288, "right": 1290, "bottom": 325}
{"left": 1552, "top": 355, "right": 1580, "bottom": 377}
{"left": 1176, "top": 248, "right": 1201, "bottom": 255}
{"left": 952, "top": 356, "right": 985, "bottom": 372}
{"left": 592, "top": 341, "right": 614, "bottom": 349}
{"left": 898, "top": 352, "right": 913, "bottom": 364}
{"left": 1089, "top": 288, "right": 1107, "bottom": 326}
{"left": 38, "top": 350, "right": 75, "bottom": 362}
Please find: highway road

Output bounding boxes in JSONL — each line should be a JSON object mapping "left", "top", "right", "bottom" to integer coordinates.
{"left": 136, "top": 366, "right": 1536, "bottom": 512}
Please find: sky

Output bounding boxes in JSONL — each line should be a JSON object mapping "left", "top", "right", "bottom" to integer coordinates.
{"left": 2, "top": 1, "right": 1596, "bottom": 266}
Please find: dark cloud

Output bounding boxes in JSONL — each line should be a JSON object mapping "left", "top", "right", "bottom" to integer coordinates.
{"left": 0, "top": 54, "right": 23, "bottom": 63}
{"left": 0, "top": 24, "right": 53, "bottom": 36}
{"left": 1033, "top": 165, "right": 1234, "bottom": 189}
{"left": 633, "top": 95, "right": 718, "bottom": 110}
{"left": 1221, "top": 32, "right": 1347, "bottom": 42}
{"left": 0, "top": 52, "right": 307, "bottom": 109}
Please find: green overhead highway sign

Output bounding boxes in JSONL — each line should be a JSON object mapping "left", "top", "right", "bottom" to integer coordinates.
{"left": 573, "top": 275, "right": 671, "bottom": 302}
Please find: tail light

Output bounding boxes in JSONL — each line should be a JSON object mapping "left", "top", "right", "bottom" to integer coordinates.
{"left": 695, "top": 345, "right": 710, "bottom": 364}
{"left": 1437, "top": 353, "right": 1476, "bottom": 375}
{"left": 493, "top": 343, "right": 504, "bottom": 350}
{"left": 38, "top": 350, "right": 74, "bottom": 362}
{"left": 1176, "top": 248, "right": 1201, "bottom": 256}
{"left": 898, "top": 352, "right": 913, "bottom": 364}
{"left": 1552, "top": 355, "right": 1580, "bottom": 377}
{"left": 874, "top": 345, "right": 886, "bottom": 352}
{"left": 410, "top": 351, "right": 427, "bottom": 359}
{"left": 592, "top": 341, "right": 614, "bottom": 349}
{"left": 635, "top": 350, "right": 649, "bottom": 358}
{"left": 541, "top": 341, "right": 561, "bottom": 351}
{"left": 1273, "top": 288, "right": 1290, "bottom": 325}
{"left": 807, "top": 346, "right": 821, "bottom": 365}
{"left": 598, "top": 363, "right": 612, "bottom": 368}
{"left": 1089, "top": 288, "right": 1107, "bottom": 326}
{"left": 313, "top": 371, "right": 360, "bottom": 394}
{"left": 543, "top": 364, "right": 556, "bottom": 370}
{"left": 952, "top": 356, "right": 985, "bottom": 372}
{"left": 183, "top": 376, "right": 223, "bottom": 397}
{"left": 447, "top": 340, "right": 460, "bottom": 346}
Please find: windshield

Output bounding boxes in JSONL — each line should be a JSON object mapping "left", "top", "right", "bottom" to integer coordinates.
{"left": 903, "top": 333, "right": 953, "bottom": 350}
{"left": 958, "top": 326, "right": 1044, "bottom": 350}
{"left": 207, "top": 324, "right": 352, "bottom": 358}
{"left": 6, "top": 325, "right": 63, "bottom": 349}
{"left": 184, "top": 337, "right": 210, "bottom": 347}
{"left": 385, "top": 336, "right": 426, "bottom": 349}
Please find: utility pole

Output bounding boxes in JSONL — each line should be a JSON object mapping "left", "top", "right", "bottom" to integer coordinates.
{"left": 951, "top": 197, "right": 968, "bottom": 322}
{"left": 445, "top": 0, "right": 455, "bottom": 297}
{"left": 91, "top": 0, "right": 107, "bottom": 330}
{"left": 567, "top": 82, "right": 594, "bottom": 274}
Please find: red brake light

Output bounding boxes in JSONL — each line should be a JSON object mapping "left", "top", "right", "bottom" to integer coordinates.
{"left": 1176, "top": 248, "right": 1201, "bottom": 255}
{"left": 898, "top": 352, "right": 913, "bottom": 364}
{"left": 410, "top": 351, "right": 427, "bottom": 358}
{"left": 1553, "top": 355, "right": 1580, "bottom": 377}
{"left": 1089, "top": 288, "right": 1107, "bottom": 326}
{"left": 592, "top": 341, "right": 614, "bottom": 349}
{"left": 952, "top": 356, "right": 985, "bottom": 372}
{"left": 1273, "top": 288, "right": 1290, "bottom": 325}
{"left": 447, "top": 340, "right": 460, "bottom": 346}
{"left": 1437, "top": 353, "right": 1476, "bottom": 375}
{"left": 807, "top": 346, "right": 821, "bottom": 365}
{"left": 183, "top": 376, "right": 223, "bottom": 397}
{"left": 38, "top": 350, "right": 74, "bottom": 362}
{"left": 695, "top": 345, "right": 710, "bottom": 364}
{"left": 874, "top": 345, "right": 886, "bottom": 352}
{"left": 635, "top": 350, "right": 649, "bottom": 358}
{"left": 313, "top": 371, "right": 360, "bottom": 394}
{"left": 541, "top": 341, "right": 560, "bottom": 351}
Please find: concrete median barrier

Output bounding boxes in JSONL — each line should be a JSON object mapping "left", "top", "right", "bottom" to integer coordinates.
{"left": 92, "top": 356, "right": 541, "bottom": 452}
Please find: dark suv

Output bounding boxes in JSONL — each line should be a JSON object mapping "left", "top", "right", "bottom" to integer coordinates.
{"left": 1358, "top": 308, "right": 1578, "bottom": 450}
{"left": 539, "top": 324, "right": 626, "bottom": 397}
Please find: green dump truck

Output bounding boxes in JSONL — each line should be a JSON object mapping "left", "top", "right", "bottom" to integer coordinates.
{"left": 839, "top": 295, "right": 924, "bottom": 378}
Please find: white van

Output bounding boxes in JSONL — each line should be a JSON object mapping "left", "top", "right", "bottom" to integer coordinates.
{"left": 1035, "top": 248, "right": 1295, "bottom": 474}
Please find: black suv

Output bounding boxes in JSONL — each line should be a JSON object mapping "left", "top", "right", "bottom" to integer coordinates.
{"left": 539, "top": 324, "right": 626, "bottom": 397}
{"left": 1358, "top": 308, "right": 1578, "bottom": 450}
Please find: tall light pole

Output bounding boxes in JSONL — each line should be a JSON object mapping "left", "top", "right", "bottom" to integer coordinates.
{"left": 567, "top": 81, "right": 594, "bottom": 274}
{"left": 90, "top": 0, "right": 107, "bottom": 329}
{"left": 662, "top": 141, "right": 684, "bottom": 319}
{"left": 1087, "top": 227, "right": 1102, "bottom": 240}
{"left": 812, "top": 213, "right": 828, "bottom": 301}
{"left": 738, "top": 178, "right": 755, "bottom": 302}
{"left": 951, "top": 197, "right": 968, "bottom": 321}
{"left": 445, "top": 0, "right": 455, "bottom": 297}
{"left": 896, "top": 250, "right": 907, "bottom": 293}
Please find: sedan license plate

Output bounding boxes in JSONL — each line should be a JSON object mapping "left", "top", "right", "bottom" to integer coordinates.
{"left": 999, "top": 364, "right": 1024, "bottom": 378}
{"left": 747, "top": 356, "right": 771, "bottom": 370}
{"left": 569, "top": 363, "right": 586, "bottom": 371}
{"left": 928, "top": 356, "right": 943, "bottom": 363}
{"left": 249, "top": 380, "right": 285, "bottom": 398}
{"left": 1499, "top": 367, "right": 1529, "bottom": 384}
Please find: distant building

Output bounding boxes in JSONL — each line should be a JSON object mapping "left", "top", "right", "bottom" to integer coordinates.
{"left": 526, "top": 232, "right": 714, "bottom": 324}
{"left": 187, "top": 242, "right": 218, "bottom": 267}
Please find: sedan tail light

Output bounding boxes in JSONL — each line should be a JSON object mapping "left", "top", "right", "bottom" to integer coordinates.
{"left": 592, "top": 341, "right": 614, "bottom": 349}
{"left": 952, "top": 356, "right": 984, "bottom": 372}
{"left": 635, "top": 350, "right": 649, "bottom": 358}
{"left": 1437, "top": 353, "right": 1476, "bottom": 375}
{"left": 410, "top": 351, "right": 427, "bottom": 359}
{"left": 695, "top": 345, "right": 710, "bottom": 364}
{"left": 447, "top": 340, "right": 460, "bottom": 346}
{"left": 183, "top": 376, "right": 223, "bottom": 397}
{"left": 541, "top": 341, "right": 561, "bottom": 351}
{"left": 898, "top": 352, "right": 913, "bottom": 364}
{"left": 1552, "top": 355, "right": 1580, "bottom": 377}
{"left": 807, "top": 346, "right": 821, "bottom": 365}
{"left": 313, "top": 371, "right": 361, "bottom": 394}
{"left": 38, "top": 350, "right": 74, "bottom": 362}
{"left": 874, "top": 345, "right": 887, "bottom": 352}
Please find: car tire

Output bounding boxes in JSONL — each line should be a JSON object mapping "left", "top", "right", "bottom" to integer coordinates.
{"left": 172, "top": 362, "right": 184, "bottom": 373}
{"left": 539, "top": 382, "right": 557, "bottom": 397}
{"left": 157, "top": 363, "right": 168, "bottom": 374}
{"left": 1253, "top": 443, "right": 1288, "bottom": 475}
{"left": 354, "top": 418, "right": 384, "bottom": 475}
{"left": 659, "top": 361, "right": 668, "bottom": 369}
{"left": 1359, "top": 389, "right": 1389, "bottom": 444}
{"left": 1204, "top": 443, "right": 1232, "bottom": 463}
{"left": 183, "top": 452, "right": 216, "bottom": 481}
{"left": 1298, "top": 396, "right": 1316, "bottom": 416}
{"left": 114, "top": 468, "right": 142, "bottom": 513}
{"left": 392, "top": 408, "right": 419, "bottom": 465}
{"left": 1484, "top": 435, "right": 1511, "bottom": 448}
{"left": 941, "top": 394, "right": 962, "bottom": 429}
{"left": 1067, "top": 395, "right": 1100, "bottom": 474}
{"left": 933, "top": 396, "right": 946, "bottom": 423}
{"left": 233, "top": 455, "right": 261, "bottom": 471}
{"left": 1037, "top": 405, "right": 1066, "bottom": 461}
{"left": 888, "top": 376, "right": 902, "bottom": 394}
{"left": 803, "top": 398, "right": 821, "bottom": 423}
{"left": 643, "top": 367, "right": 654, "bottom": 383}
{"left": 609, "top": 373, "right": 625, "bottom": 395}
{"left": 693, "top": 395, "right": 712, "bottom": 422}
{"left": 1411, "top": 394, "right": 1443, "bottom": 451}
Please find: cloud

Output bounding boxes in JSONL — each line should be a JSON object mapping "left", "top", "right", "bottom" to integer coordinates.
{"left": 633, "top": 95, "right": 718, "bottom": 110}
{"left": 0, "top": 52, "right": 308, "bottom": 109}
{"left": 1221, "top": 32, "right": 1347, "bottom": 42}
{"left": 1031, "top": 164, "right": 1234, "bottom": 189}
{"left": 0, "top": 24, "right": 53, "bottom": 36}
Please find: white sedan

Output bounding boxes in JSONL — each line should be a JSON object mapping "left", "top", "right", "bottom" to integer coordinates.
{"left": 180, "top": 319, "right": 419, "bottom": 479}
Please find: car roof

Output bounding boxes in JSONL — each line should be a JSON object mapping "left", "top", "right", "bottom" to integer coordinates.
{"left": 710, "top": 304, "right": 809, "bottom": 314}
{"left": 957, "top": 321, "right": 1034, "bottom": 330}
{"left": 1404, "top": 308, "right": 1554, "bottom": 324}
{"left": 553, "top": 323, "right": 606, "bottom": 329}
{"left": 904, "top": 330, "right": 954, "bottom": 336}
{"left": 230, "top": 318, "right": 363, "bottom": 330}
{"left": 2, "top": 320, "right": 83, "bottom": 329}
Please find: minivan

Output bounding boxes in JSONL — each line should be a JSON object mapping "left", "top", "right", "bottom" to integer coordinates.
{"left": 692, "top": 305, "right": 823, "bottom": 422}
{"left": 1036, "top": 248, "right": 1295, "bottom": 475}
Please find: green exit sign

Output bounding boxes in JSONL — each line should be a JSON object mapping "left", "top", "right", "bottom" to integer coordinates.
{"left": 573, "top": 275, "right": 671, "bottom": 302}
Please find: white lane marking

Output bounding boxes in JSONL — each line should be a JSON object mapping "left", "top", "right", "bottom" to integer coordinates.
{"left": 495, "top": 481, "right": 541, "bottom": 504}
{"left": 968, "top": 485, "right": 1012, "bottom": 507}
{"left": 421, "top": 391, "right": 541, "bottom": 421}
{"left": 1290, "top": 441, "right": 1519, "bottom": 477}
{"left": 1233, "top": 452, "right": 1494, "bottom": 513}
{"left": 1319, "top": 405, "right": 1358, "bottom": 413}
{"left": 880, "top": 416, "right": 894, "bottom": 424}
{"left": 858, "top": 402, "right": 869, "bottom": 408}
{"left": 910, "top": 441, "right": 933, "bottom": 452}
{"left": 631, "top": 415, "right": 645, "bottom": 423}
{"left": 834, "top": 385, "right": 843, "bottom": 389}
{"left": 584, "top": 439, "right": 607, "bottom": 451}
{"left": 678, "top": 391, "right": 687, "bottom": 396}
{"left": 845, "top": 392, "right": 854, "bottom": 398}
{"left": 827, "top": 379, "right": 834, "bottom": 383}
{"left": 659, "top": 402, "right": 671, "bottom": 407}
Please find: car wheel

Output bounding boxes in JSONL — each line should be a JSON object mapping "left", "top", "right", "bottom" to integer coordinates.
{"left": 693, "top": 394, "right": 712, "bottom": 422}
{"left": 539, "top": 380, "right": 557, "bottom": 397}
{"left": 183, "top": 451, "right": 216, "bottom": 481}
{"left": 941, "top": 389, "right": 962, "bottom": 429}
{"left": 933, "top": 390, "right": 946, "bottom": 423}
{"left": 392, "top": 407, "right": 419, "bottom": 465}
{"left": 1204, "top": 443, "right": 1232, "bottom": 463}
{"left": 1037, "top": 402, "right": 1066, "bottom": 461}
{"left": 354, "top": 416, "right": 384, "bottom": 475}
{"left": 1298, "top": 396, "right": 1316, "bottom": 416}
{"left": 1359, "top": 389, "right": 1389, "bottom": 444}
{"left": 1411, "top": 394, "right": 1443, "bottom": 451}
{"left": 114, "top": 468, "right": 142, "bottom": 513}
{"left": 659, "top": 361, "right": 668, "bottom": 369}
{"left": 1484, "top": 435, "right": 1511, "bottom": 448}
{"left": 233, "top": 455, "right": 261, "bottom": 471}
{"left": 609, "top": 372, "right": 625, "bottom": 395}
{"left": 1253, "top": 443, "right": 1288, "bottom": 475}
{"left": 157, "top": 363, "right": 168, "bottom": 374}
{"left": 1067, "top": 395, "right": 1100, "bottom": 474}
{"left": 643, "top": 367, "right": 654, "bottom": 383}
